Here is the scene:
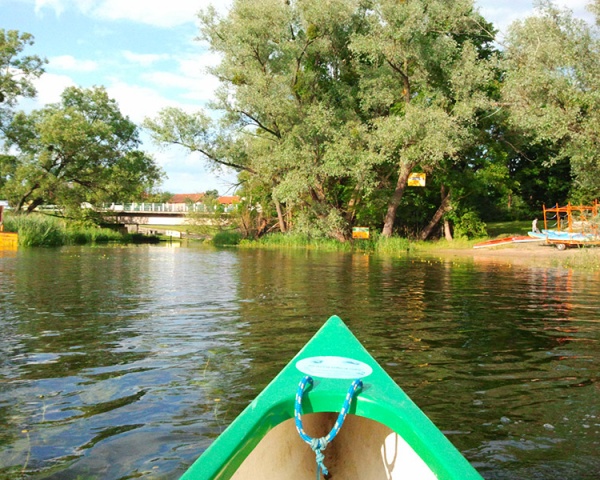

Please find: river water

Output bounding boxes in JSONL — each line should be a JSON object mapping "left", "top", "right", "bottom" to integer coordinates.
{"left": 0, "top": 245, "right": 598, "bottom": 479}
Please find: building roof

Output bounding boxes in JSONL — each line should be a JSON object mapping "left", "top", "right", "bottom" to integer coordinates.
{"left": 168, "top": 194, "right": 240, "bottom": 205}
{"left": 218, "top": 196, "right": 241, "bottom": 205}
{"left": 169, "top": 193, "right": 205, "bottom": 204}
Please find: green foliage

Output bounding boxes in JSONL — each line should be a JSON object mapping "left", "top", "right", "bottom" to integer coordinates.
{"left": 142, "top": 190, "right": 174, "bottom": 203}
{"left": 3, "top": 213, "right": 126, "bottom": 247}
{"left": 212, "top": 230, "right": 243, "bottom": 246}
{"left": 374, "top": 236, "right": 412, "bottom": 254}
{"left": 238, "top": 231, "right": 417, "bottom": 255}
{"left": 486, "top": 220, "right": 532, "bottom": 237}
{"left": 450, "top": 211, "right": 488, "bottom": 239}
{"left": 1, "top": 86, "right": 164, "bottom": 216}
{"left": 0, "top": 29, "right": 46, "bottom": 108}
{"left": 8, "top": 214, "right": 64, "bottom": 247}
{"left": 240, "top": 232, "right": 354, "bottom": 252}
{"left": 144, "top": 0, "right": 598, "bottom": 243}
{"left": 503, "top": 1, "right": 600, "bottom": 200}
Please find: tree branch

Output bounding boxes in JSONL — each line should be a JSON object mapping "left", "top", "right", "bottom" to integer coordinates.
{"left": 238, "top": 110, "right": 281, "bottom": 139}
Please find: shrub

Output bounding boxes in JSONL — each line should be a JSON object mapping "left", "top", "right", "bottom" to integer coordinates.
{"left": 10, "top": 214, "right": 65, "bottom": 247}
{"left": 3, "top": 212, "right": 129, "bottom": 246}
{"left": 451, "top": 211, "right": 487, "bottom": 239}
{"left": 212, "top": 230, "right": 243, "bottom": 246}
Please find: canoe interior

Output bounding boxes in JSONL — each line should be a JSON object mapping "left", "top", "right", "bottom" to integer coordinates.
{"left": 232, "top": 413, "right": 436, "bottom": 480}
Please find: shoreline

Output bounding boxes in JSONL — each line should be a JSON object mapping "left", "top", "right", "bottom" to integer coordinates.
{"left": 418, "top": 242, "right": 600, "bottom": 269}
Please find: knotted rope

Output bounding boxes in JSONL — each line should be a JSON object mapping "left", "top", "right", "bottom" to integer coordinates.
{"left": 294, "top": 375, "right": 363, "bottom": 479}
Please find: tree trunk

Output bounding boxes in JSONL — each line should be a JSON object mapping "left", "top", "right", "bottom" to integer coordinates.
{"left": 15, "top": 183, "right": 40, "bottom": 212}
{"left": 381, "top": 162, "right": 414, "bottom": 237}
{"left": 26, "top": 197, "right": 44, "bottom": 214}
{"left": 274, "top": 199, "right": 286, "bottom": 233}
{"left": 444, "top": 218, "right": 453, "bottom": 241}
{"left": 420, "top": 185, "right": 452, "bottom": 240}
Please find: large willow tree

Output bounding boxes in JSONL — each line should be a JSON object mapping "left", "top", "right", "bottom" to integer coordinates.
{"left": 350, "top": 0, "right": 496, "bottom": 236}
{"left": 502, "top": 0, "right": 600, "bottom": 201}
{"left": 147, "top": 0, "right": 376, "bottom": 240}
{"left": 146, "top": 0, "right": 497, "bottom": 239}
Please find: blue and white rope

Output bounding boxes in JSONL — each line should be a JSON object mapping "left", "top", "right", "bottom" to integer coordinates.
{"left": 294, "top": 375, "right": 363, "bottom": 479}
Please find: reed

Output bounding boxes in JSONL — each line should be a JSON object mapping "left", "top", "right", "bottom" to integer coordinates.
{"left": 239, "top": 233, "right": 354, "bottom": 252}
{"left": 238, "top": 232, "right": 418, "bottom": 254}
{"left": 212, "top": 230, "right": 243, "bottom": 246}
{"left": 4, "top": 213, "right": 127, "bottom": 247}
{"left": 551, "top": 248, "right": 600, "bottom": 271}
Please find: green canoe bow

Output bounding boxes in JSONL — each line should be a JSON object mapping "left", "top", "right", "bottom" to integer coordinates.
{"left": 181, "top": 315, "right": 482, "bottom": 479}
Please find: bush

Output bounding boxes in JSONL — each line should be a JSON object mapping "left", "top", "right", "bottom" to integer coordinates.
{"left": 212, "top": 230, "right": 243, "bottom": 246}
{"left": 3, "top": 212, "right": 129, "bottom": 246}
{"left": 375, "top": 236, "right": 412, "bottom": 254}
{"left": 8, "top": 214, "right": 65, "bottom": 247}
{"left": 451, "top": 211, "right": 487, "bottom": 239}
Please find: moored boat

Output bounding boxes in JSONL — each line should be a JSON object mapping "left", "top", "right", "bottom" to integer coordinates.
{"left": 473, "top": 235, "right": 541, "bottom": 249}
{"left": 528, "top": 229, "right": 600, "bottom": 249}
{"left": 528, "top": 201, "right": 600, "bottom": 249}
{"left": 181, "top": 316, "right": 483, "bottom": 479}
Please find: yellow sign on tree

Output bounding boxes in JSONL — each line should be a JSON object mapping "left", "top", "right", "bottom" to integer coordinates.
{"left": 408, "top": 172, "right": 426, "bottom": 187}
{"left": 352, "top": 227, "right": 370, "bottom": 239}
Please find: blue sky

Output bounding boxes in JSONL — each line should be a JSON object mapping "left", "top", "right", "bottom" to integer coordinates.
{"left": 1, "top": 0, "right": 595, "bottom": 194}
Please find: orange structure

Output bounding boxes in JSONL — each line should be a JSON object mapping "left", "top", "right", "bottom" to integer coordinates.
{"left": 542, "top": 201, "right": 599, "bottom": 235}
{"left": 537, "top": 201, "right": 600, "bottom": 249}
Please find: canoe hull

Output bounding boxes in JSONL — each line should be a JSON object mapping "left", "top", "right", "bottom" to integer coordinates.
{"left": 528, "top": 229, "right": 600, "bottom": 247}
{"left": 181, "top": 316, "right": 482, "bottom": 479}
{"left": 473, "top": 235, "right": 542, "bottom": 249}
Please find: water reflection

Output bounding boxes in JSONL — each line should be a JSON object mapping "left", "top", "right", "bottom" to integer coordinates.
{"left": 0, "top": 246, "right": 598, "bottom": 479}
{"left": 0, "top": 245, "right": 244, "bottom": 479}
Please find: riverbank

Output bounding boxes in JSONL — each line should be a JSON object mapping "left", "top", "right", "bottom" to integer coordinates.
{"left": 2, "top": 213, "right": 159, "bottom": 247}
{"left": 420, "top": 241, "right": 600, "bottom": 270}
{"left": 236, "top": 232, "right": 600, "bottom": 270}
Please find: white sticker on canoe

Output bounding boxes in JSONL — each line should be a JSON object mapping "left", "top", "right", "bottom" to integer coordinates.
{"left": 296, "top": 356, "right": 373, "bottom": 379}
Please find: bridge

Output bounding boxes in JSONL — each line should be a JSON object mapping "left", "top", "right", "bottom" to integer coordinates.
{"left": 96, "top": 203, "right": 235, "bottom": 233}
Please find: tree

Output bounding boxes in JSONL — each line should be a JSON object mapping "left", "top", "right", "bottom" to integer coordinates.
{"left": 146, "top": 0, "right": 378, "bottom": 240}
{"left": 349, "top": 0, "right": 497, "bottom": 236}
{"left": 502, "top": 0, "right": 600, "bottom": 201}
{"left": 1, "top": 86, "right": 164, "bottom": 215}
{"left": 0, "top": 29, "right": 45, "bottom": 108}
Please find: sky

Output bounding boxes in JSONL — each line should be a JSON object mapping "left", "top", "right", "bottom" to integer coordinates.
{"left": 1, "top": 0, "right": 596, "bottom": 195}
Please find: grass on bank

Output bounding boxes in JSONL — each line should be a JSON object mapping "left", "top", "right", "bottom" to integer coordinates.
{"left": 3, "top": 213, "right": 141, "bottom": 247}
{"left": 233, "top": 222, "right": 600, "bottom": 272}
{"left": 486, "top": 220, "right": 531, "bottom": 238}
{"left": 235, "top": 219, "right": 530, "bottom": 253}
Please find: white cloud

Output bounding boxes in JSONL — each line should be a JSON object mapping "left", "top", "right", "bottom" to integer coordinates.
{"left": 92, "top": 0, "right": 203, "bottom": 27}
{"left": 105, "top": 80, "right": 184, "bottom": 124}
{"left": 142, "top": 71, "right": 197, "bottom": 90}
{"left": 33, "top": 72, "right": 76, "bottom": 105}
{"left": 33, "top": 0, "right": 231, "bottom": 26}
{"left": 49, "top": 55, "right": 98, "bottom": 72}
{"left": 122, "top": 50, "right": 170, "bottom": 67}
{"left": 34, "top": 0, "right": 66, "bottom": 16}
{"left": 138, "top": 51, "right": 221, "bottom": 103}
{"left": 476, "top": 0, "right": 597, "bottom": 39}
{"left": 140, "top": 70, "right": 219, "bottom": 103}
{"left": 150, "top": 147, "right": 238, "bottom": 194}
{"left": 16, "top": 72, "right": 75, "bottom": 112}
{"left": 179, "top": 52, "right": 221, "bottom": 75}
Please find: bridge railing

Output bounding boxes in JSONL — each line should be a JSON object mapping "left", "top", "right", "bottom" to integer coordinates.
{"left": 98, "top": 203, "right": 238, "bottom": 213}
